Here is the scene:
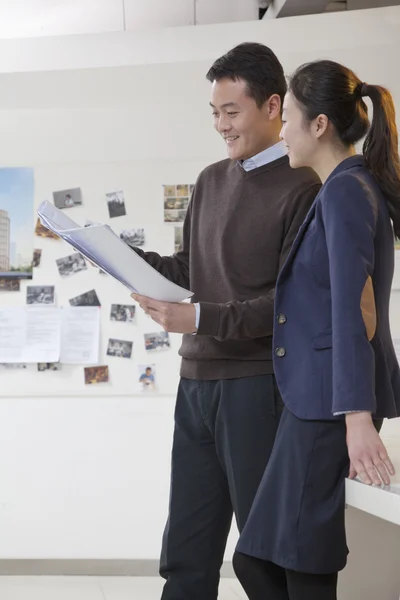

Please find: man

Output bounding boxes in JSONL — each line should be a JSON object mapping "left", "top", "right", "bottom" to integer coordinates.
{"left": 132, "top": 43, "right": 321, "bottom": 600}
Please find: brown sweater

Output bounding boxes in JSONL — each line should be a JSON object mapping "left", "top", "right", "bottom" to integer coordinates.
{"left": 134, "top": 157, "right": 320, "bottom": 380}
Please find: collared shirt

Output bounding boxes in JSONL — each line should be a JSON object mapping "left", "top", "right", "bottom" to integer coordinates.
{"left": 241, "top": 141, "right": 288, "bottom": 172}
{"left": 194, "top": 141, "right": 288, "bottom": 331}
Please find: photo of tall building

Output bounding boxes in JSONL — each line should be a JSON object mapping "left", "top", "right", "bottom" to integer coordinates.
{"left": 0, "top": 168, "right": 34, "bottom": 279}
{"left": 0, "top": 209, "right": 10, "bottom": 272}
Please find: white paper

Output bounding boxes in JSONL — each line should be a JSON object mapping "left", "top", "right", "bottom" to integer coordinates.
{"left": 37, "top": 200, "right": 193, "bottom": 303}
{"left": 0, "top": 307, "right": 61, "bottom": 363}
{"left": 60, "top": 307, "right": 100, "bottom": 364}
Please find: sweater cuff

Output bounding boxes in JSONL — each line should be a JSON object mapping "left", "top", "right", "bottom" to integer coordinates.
{"left": 197, "top": 302, "right": 220, "bottom": 336}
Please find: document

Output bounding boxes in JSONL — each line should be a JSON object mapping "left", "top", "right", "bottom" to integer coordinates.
{"left": 37, "top": 201, "right": 193, "bottom": 303}
{"left": 0, "top": 307, "right": 61, "bottom": 363}
{"left": 60, "top": 307, "right": 100, "bottom": 364}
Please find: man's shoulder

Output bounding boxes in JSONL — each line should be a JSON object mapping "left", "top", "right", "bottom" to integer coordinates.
{"left": 277, "top": 162, "right": 321, "bottom": 190}
{"left": 197, "top": 158, "right": 236, "bottom": 181}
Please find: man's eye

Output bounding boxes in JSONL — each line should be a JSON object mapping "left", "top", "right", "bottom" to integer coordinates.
{"left": 228, "top": 112, "right": 238, "bottom": 117}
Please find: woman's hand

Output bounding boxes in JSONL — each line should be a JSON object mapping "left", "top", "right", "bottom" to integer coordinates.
{"left": 346, "top": 412, "right": 395, "bottom": 486}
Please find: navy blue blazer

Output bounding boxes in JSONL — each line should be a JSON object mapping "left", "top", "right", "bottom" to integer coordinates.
{"left": 273, "top": 155, "right": 400, "bottom": 420}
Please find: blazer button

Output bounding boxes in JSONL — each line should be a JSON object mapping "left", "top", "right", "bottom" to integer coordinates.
{"left": 275, "top": 347, "right": 286, "bottom": 358}
{"left": 277, "top": 313, "right": 287, "bottom": 325}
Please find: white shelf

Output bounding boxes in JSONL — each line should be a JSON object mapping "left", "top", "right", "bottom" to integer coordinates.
{"left": 346, "top": 479, "right": 400, "bottom": 526}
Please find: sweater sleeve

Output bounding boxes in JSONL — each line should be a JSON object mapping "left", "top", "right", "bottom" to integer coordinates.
{"left": 128, "top": 200, "right": 191, "bottom": 290}
{"left": 321, "top": 174, "right": 378, "bottom": 415}
{"left": 197, "top": 183, "right": 320, "bottom": 340}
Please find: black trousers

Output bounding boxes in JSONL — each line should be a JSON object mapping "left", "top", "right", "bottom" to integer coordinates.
{"left": 233, "top": 553, "right": 338, "bottom": 600}
{"left": 160, "top": 375, "right": 283, "bottom": 600}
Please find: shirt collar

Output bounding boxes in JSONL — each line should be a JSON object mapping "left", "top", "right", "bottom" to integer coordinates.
{"left": 240, "top": 141, "right": 288, "bottom": 172}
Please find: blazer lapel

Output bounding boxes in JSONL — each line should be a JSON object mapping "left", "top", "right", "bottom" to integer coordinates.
{"left": 280, "top": 200, "right": 318, "bottom": 277}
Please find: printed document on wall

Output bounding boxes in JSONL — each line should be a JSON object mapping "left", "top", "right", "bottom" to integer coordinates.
{"left": 60, "top": 307, "right": 100, "bottom": 364}
{"left": 0, "top": 307, "right": 61, "bottom": 363}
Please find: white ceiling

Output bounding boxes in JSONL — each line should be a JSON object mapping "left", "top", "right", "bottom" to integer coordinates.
{"left": 0, "top": 0, "right": 399, "bottom": 39}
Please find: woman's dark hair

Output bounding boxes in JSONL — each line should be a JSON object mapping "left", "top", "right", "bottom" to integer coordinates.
{"left": 206, "top": 42, "right": 287, "bottom": 110}
{"left": 289, "top": 60, "right": 400, "bottom": 238}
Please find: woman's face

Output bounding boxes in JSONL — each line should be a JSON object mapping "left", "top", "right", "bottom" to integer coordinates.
{"left": 280, "top": 92, "right": 318, "bottom": 169}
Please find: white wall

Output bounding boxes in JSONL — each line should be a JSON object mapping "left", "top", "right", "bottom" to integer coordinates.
{"left": 0, "top": 7, "right": 399, "bottom": 560}
{"left": 0, "top": 0, "right": 259, "bottom": 38}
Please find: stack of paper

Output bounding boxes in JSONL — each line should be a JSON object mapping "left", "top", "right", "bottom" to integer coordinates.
{"left": 37, "top": 201, "right": 192, "bottom": 302}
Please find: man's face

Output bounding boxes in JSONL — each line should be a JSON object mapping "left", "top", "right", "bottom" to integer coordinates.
{"left": 210, "top": 77, "right": 278, "bottom": 161}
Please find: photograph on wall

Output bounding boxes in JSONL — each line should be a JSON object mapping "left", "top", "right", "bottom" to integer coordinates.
{"left": 38, "top": 362, "right": 61, "bottom": 372}
{"left": 53, "top": 187, "right": 82, "bottom": 210}
{"left": 69, "top": 289, "right": 101, "bottom": 307}
{"left": 0, "top": 278, "right": 20, "bottom": 291}
{"left": 110, "top": 304, "right": 136, "bottom": 323}
{"left": 107, "top": 338, "right": 133, "bottom": 359}
{"left": 164, "top": 198, "right": 189, "bottom": 211}
{"left": 32, "top": 249, "right": 42, "bottom": 268}
{"left": 120, "top": 228, "right": 145, "bottom": 247}
{"left": 26, "top": 285, "right": 55, "bottom": 305}
{"left": 0, "top": 168, "right": 35, "bottom": 280}
{"left": 56, "top": 252, "right": 87, "bottom": 277}
{"left": 106, "top": 191, "right": 126, "bottom": 219}
{"left": 144, "top": 331, "right": 171, "bottom": 352}
{"left": 138, "top": 364, "right": 157, "bottom": 392}
{"left": 35, "top": 217, "right": 60, "bottom": 240}
{"left": 164, "top": 209, "right": 187, "bottom": 223}
{"left": 163, "top": 183, "right": 193, "bottom": 223}
{"left": 84, "top": 365, "right": 109, "bottom": 385}
{"left": 174, "top": 227, "right": 183, "bottom": 253}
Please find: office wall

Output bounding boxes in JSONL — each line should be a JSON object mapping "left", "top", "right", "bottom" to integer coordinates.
{"left": 0, "top": 7, "right": 399, "bottom": 561}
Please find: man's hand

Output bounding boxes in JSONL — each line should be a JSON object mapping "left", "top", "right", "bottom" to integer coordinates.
{"left": 132, "top": 294, "right": 197, "bottom": 334}
{"left": 346, "top": 412, "right": 395, "bottom": 486}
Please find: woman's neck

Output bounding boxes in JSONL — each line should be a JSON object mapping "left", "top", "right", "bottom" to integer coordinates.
{"left": 312, "top": 146, "right": 356, "bottom": 183}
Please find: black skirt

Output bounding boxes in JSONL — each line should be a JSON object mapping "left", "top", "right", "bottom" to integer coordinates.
{"left": 236, "top": 407, "right": 350, "bottom": 574}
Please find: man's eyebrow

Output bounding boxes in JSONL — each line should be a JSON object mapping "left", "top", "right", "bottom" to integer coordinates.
{"left": 209, "top": 102, "right": 240, "bottom": 109}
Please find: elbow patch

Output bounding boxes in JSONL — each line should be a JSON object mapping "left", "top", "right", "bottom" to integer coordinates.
{"left": 360, "top": 275, "right": 377, "bottom": 341}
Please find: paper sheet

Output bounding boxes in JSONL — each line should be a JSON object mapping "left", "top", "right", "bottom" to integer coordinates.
{"left": 0, "top": 307, "right": 61, "bottom": 363}
{"left": 37, "top": 200, "right": 193, "bottom": 303}
{"left": 60, "top": 307, "right": 100, "bottom": 364}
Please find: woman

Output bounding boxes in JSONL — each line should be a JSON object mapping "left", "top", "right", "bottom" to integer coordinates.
{"left": 233, "top": 60, "right": 400, "bottom": 600}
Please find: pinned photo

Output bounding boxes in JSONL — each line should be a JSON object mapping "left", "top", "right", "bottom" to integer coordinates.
{"left": 120, "top": 228, "right": 145, "bottom": 247}
{"left": 164, "top": 197, "right": 189, "bottom": 211}
{"left": 107, "top": 338, "right": 133, "bottom": 359}
{"left": 32, "top": 249, "right": 42, "bottom": 268}
{"left": 69, "top": 289, "right": 101, "bottom": 307}
{"left": 164, "top": 210, "right": 187, "bottom": 223}
{"left": 38, "top": 362, "right": 61, "bottom": 372}
{"left": 174, "top": 227, "right": 183, "bottom": 253}
{"left": 0, "top": 278, "right": 20, "bottom": 291}
{"left": 35, "top": 217, "right": 60, "bottom": 240}
{"left": 163, "top": 183, "right": 193, "bottom": 224}
{"left": 53, "top": 187, "right": 82, "bottom": 210}
{"left": 56, "top": 252, "right": 87, "bottom": 277}
{"left": 138, "top": 364, "right": 156, "bottom": 392}
{"left": 106, "top": 191, "right": 126, "bottom": 219}
{"left": 144, "top": 332, "right": 171, "bottom": 352}
{"left": 176, "top": 184, "right": 189, "bottom": 197}
{"left": 84, "top": 365, "right": 109, "bottom": 385}
{"left": 27, "top": 285, "right": 55, "bottom": 305}
{"left": 110, "top": 304, "right": 136, "bottom": 323}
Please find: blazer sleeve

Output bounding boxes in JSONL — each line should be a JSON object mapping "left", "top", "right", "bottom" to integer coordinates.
{"left": 321, "top": 174, "right": 378, "bottom": 415}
